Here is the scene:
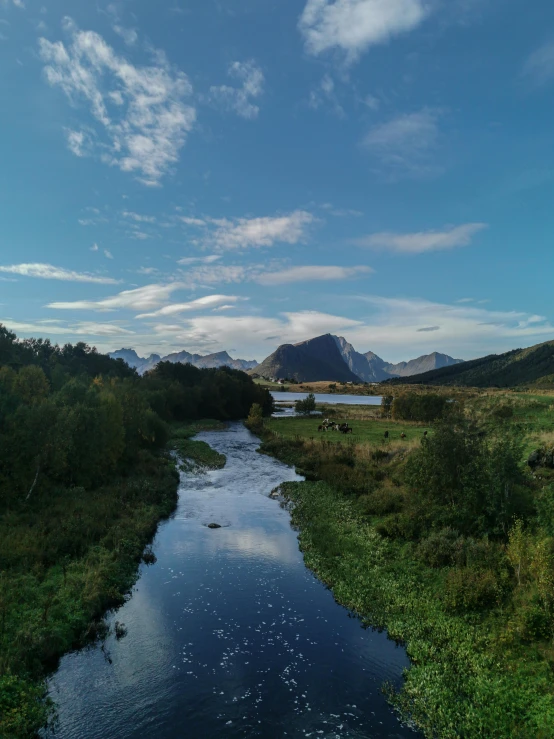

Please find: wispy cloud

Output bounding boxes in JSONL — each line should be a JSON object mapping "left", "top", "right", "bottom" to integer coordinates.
{"left": 362, "top": 109, "right": 443, "bottom": 179}
{"left": 122, "top": 211, "right": 156, "bottom": 223}
{"left": 308, "top": 74, "right": 345, "bottom": 117}
{"left": 136, "top": 294, "right": 243, "bottom": 319}
{"left": 522, "top": 41, "right": 554, "bottom": 86}
{"left": 209, "top": 60, "right": 264, "bottom": 119}
{"left": 90, "top": 243, "right": 99, "bottom": 252}
{"left": 189, "top": 210, "right": 315, "bottom": 251}
{"left": 39, "top": 18, "right": 196, "bottom": 186}
{"left": 47, "top": 282, "right": 184, "bottom": 311}
{"left": 356, "top": 223, "right": 487, "bottom": 254}
{"left": 299, "top": 0, "right": 429, "bottom": 63}
{"left": 256, "top": 265, "right": 372, "bottom": 285}
{"left": 0, "top": 262, "right": 118, "bottom": 284}
{"left": 178, "top": 254, "right": 221, "bottom": 266}
{"left": 104, "top": 249, "right": 114, "bottom": 259}
{"left": 347, "top": 295, "right": 554, "bottom": 361}
{"left": 0, "top": 318, "right": 134, "bottom": 337}
{"left": 417, "top": 325, "right": 440, "bottom": 332}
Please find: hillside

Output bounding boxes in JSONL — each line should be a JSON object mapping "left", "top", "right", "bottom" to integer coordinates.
{"left": 387, "top": 339, "right": 554, "bottom": 387}
{"left": 253, "top": 334, "right": 463, "bottom": 383}
{"left": 109, "top": 348, "right": 258, "bottom": 375}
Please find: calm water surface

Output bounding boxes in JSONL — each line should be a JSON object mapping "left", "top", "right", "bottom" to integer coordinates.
{"left": 44, "top": 423, "right": 414, "bottom": 739}
{"left": 271, "top": 392, "right": 382, "bottom": 406}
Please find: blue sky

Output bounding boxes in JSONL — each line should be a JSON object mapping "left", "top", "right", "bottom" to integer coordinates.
{"left": 1, "top": 0, "right": 553, "bottom": 362}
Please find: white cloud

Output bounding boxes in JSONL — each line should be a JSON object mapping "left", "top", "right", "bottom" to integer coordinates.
{"left": 39, "top": 19, "right": 196, "bottom": 186}
{"left": 209, "top": 60, "right": 264, "bottom": 119}
{"left": 362, "top": 109, "right": 442, "bottom": 179}
{"left": 178, "top": 216, "right": 206, "bottom": 226}
{"left": 46, "top": 282, "right": 184, "bottom": 311}
{"left": 356, "top": 223, "right": 487, "bottom": 253}
{"left": 256, "top": 265, "right": 372, "bottom": 285}
{"left": 104, "top": 249, "right": 114, "bottom": 259}
{"left": 522, "top": 41, "right": 554, "bottom": 86}
{"left": 122, "top": 210, "right": 156, "bottom": 223}
{"left": 90, "top": 243, "right": 99, "bottom": 251}
{"left": 177, "top": 264, "right": 254, "bottom": 288}
{"left": 204, "top": 210, "right": 315, "bottom": 251}
{"left": 136, "top": 294, "right": 243, "bottom": 319}
{"left": 65, "top": 128, "right": 91, "bottom": 157}
{"left": 0, "top": 319, "right": 134, "bottom": 338}
{"left": 129, "top": 231, "right": 150, "bottom": 240}
{"left": 177, "top": 254, "right": 221, "bottom": 265}
{"left": 346, "top": 296, "right": 554, "bottom": 362}
{"left": 0, "top": 262, "right": 118, "bottom": 284}
{"left": 299, "top": 0, "right": 429, "bottom": 62}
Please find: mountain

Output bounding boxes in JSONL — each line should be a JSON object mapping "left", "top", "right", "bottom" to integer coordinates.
{"left": 387, "top": 340, "right": 554, "bottom": 388}
{"left": 383, "top": 352, "right": 463, "bottom": 378}
{"left": 253, "top": 334, "right": 462, "bottom": 383}
{"left": 108, "top": 348, "right": 258, "bottom": 375}
{"left": 253, "top": 334, "right": 361, "bottom": 383}
{"left": 334, "top": 337, "right": 390, "bottom": 382}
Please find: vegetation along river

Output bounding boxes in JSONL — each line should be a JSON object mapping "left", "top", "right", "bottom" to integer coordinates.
{"left": 42, "top": 422, "right": 415, "bottom": 739}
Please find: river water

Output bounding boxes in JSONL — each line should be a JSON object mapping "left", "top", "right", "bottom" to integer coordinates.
{"left": 43, "top": 423, "right": 414, "bottom": 739}
{"left": 271, "top": 392, "right": 383, "bottom": 406}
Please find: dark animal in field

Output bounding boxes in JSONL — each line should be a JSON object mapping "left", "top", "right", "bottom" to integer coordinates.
{"left": 423, "top": 430, "right": 428, "bottom": 437}
{"left": 340, "top": 426, "right": 353, "bottom": 434}
{"left": 318, "top": 424, "right": 325, "bottom": 432}
{"left": 401, "top": 432, "right": 407, "bottom": 439}
{"left": 384, "top": 431, "right": 389, "bottom": 440}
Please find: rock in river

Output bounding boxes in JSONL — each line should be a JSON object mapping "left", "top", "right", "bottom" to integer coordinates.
{"left": 207, "top": 522, "right": 222, "bottom": 529}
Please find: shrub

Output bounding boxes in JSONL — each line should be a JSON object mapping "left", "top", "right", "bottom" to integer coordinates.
{"left": 444, "top": 567, "right": 499, "bottom": 612}
{"left": 295, "top": 393, "right": 316, "bottom": 415}
{"left": 416, "top": 528, "right": 463, "bottom": 568}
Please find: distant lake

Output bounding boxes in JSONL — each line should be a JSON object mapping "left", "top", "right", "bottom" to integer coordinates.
{"left": 271, "top": 392, "right": 383, "bottom": 406}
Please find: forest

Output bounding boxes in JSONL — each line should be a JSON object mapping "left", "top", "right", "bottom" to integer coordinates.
{"left": 0, "top": 324, "right": 272, "bottom": 737}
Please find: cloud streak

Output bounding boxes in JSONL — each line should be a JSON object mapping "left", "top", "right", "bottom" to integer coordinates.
{"left": 46, "top": 282, "right": 185, "bottom": 311}
{"left": 256, "top": 265, "right": 372, "bottom": 285}
{"left": 0, "top": 263, "right": 118, "bottom": 284}
{"left": 355, "top": 223, "right": 487, "bottom": 253}
{"left": 136, "top": 294, "right": 243, "bottom": 319}
{"left": 39, "top": 19, "right": 196, "bottom": 186}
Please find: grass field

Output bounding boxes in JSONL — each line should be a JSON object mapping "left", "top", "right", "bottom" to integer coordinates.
{"left": 266, "top": 415, "right": 430, "bottom": 445}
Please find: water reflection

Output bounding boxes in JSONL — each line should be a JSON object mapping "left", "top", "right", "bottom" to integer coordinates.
{"left": 43, "top": 423, "right": 415, "bottom": 739}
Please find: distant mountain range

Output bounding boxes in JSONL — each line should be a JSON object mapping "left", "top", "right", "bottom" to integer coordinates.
{"left": 109, "top": 348, "right": 258, "bottom": 375}
{"left": 388, "top": 339, "right": 554, "bottom": 388}
{"left": 252, "top": 334, "right": 463, "bottom": 383}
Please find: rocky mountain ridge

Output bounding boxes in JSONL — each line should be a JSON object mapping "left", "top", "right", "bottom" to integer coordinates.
{"left": 253, "top": 334, "right": 464, "bottom": 383}
{"left": 109, "top": 348, "right": 258, "bottom": 375}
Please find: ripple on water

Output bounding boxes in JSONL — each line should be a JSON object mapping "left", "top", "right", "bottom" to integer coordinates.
{"left": 42, "top": 422, "right": 416, "bottom": 739}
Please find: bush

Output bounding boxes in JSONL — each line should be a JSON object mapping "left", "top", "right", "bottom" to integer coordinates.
{"left": 416, "top": 528, "right": 464, "bottom": 568}
{"left": 444, "top": 566, "right": 499, "bottom": 612}
{"left": 391, "top": 392, "right": 449, "bottom": 423}
{"left": 295, "top": 393, "right": 316, "bottom": 415}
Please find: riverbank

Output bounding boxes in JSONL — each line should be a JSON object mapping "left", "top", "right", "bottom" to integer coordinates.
{"left": 259, "top": 428, "right": 554, "bottom": 738}
{"left": 0, "top": 421, "right": 227, "bottom": 739}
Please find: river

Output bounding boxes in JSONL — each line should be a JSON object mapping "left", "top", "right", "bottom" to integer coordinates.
{"left": 43, "top": 423, "right": 414, "bottom": 739}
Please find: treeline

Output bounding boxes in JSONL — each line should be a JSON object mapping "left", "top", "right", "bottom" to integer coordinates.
{"left": 0, "top": 324, "right": 272, "bottom": 737}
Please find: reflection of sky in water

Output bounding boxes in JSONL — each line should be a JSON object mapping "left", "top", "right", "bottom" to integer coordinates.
{"left": 43, "top": 423, "right": 417, "bottom": 739}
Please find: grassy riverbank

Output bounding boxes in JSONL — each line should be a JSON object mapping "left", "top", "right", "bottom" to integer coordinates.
{"left": 0, "top": 453, "right": 180, "bottom": 738}
{"left": 169, "top": 420, "right": 227, "bottom": 471}
{"left": 260, "top": 412, "right": 554, "bottom": 737}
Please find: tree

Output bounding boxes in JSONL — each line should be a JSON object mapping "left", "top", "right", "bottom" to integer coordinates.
{"left": 295, "top": 393, "right": 316, "bottom": 415}
{"left": 246, "top": 403, "right": 264, "bottom": 432}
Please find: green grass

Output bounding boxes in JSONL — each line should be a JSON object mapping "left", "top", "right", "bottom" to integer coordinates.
{"left": 277, "top": 478, "right": 554, "bottom": 738}
{"left": 169, "top": 420, "right": 227, "bottom": 470}
{"left": 266, "top": 416, "right": 431, "bottom": 445}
